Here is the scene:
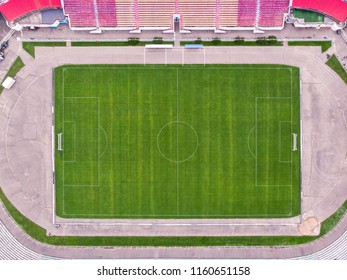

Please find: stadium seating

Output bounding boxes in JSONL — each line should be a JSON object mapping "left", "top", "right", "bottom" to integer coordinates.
{"left": 115, "top": 0, "right": 136, "bottom": 28}
{"left": 64, "top": 0, "right": 96, "bottom": 27}
{"left": 0, "top": 0, "right": 62, "bottom": 22}
{"left": 96, "top": 0, "right": 117, "bottom": 27}
{"left": 215, "top": 0, "right": 220, "bottom": 28}
{"left": 138, "top": 0, "right": 175, "bottom": 27}
{"left": 237, "top": 0, "right": 257, "bottom": 27}
{"left": 179, "top": 0, "right": 216, "bottom": 28}
{"left": 219, "top": 0, "right": 239, "bottom": 27}
{"left": 0, "top": 0, "right": 294, "bottom": 30}
{"left": 258, "top": 0, "right": 288, "bottom": 27}
{"left": 175, "top": 0, "right": 179, "bottom": 13}
{"left": 0, "top": 217, "right": 56, "bottom": 260}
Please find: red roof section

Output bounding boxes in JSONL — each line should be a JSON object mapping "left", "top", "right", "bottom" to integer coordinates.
{"left": 292, "top": 0, "right": 347, "bottom": 22}
{"left": 0, "top": 0, "right": 62, "bottom": 22}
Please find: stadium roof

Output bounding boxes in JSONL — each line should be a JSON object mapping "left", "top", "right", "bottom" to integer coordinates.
{"left": 0, "top": 0, "right": 62, "bottom": 22}
{"left": 292, "top": 0, "right": 347, "bottom": 23}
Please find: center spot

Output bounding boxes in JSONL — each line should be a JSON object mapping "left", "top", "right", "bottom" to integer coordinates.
{"left": 157, "top": 121, "right": 198, "bottom": 163}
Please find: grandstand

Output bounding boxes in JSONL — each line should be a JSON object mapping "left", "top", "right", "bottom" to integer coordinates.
{"left": 237, "top": 0, "right": 257, "bottom": 28}
{"left": 138, "top": 0, "right": 175, "bottom": 29}
{"left": 0, "top": 0, "right": 346, "bottom": 32}
{"left": 0, "top": 0, "right": 291, "bottom": 31}
{"left": 65, "top": 0, "right": 289, "bottom": 30}
{"left": 0, "top": 219, "right": 56, "bottom": 260}
{"left": 259, "top": 0, "right": 289, "bottom": 27}
{"left": 97, "top": 0, "right": 117, "bottom": 27}
{"left": 0, "top": 0, "right": 62, "bottom": 23}
{"left": 116, "top": 0, "right": 136, "bottom": 28}
{"left": 292, "top": 0, "right": 347, "bottom": 24}
{"left": 219, "top": 0, "right": 239, "bottom": 29}
{"left": 179, "top": 0, "right": 216, "bottom": 29}
{"left": 63, "top": 0, "right": 96, "bottom": 28}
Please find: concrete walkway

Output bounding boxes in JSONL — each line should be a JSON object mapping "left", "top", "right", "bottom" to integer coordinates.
{"left": 0, "top": 36, "right": 21, "bottom": 82}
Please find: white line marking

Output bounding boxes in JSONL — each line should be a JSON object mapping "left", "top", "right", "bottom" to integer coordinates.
{"left": 62, "top": 68, "right": 65, "bottom": 214}
{"left": 62, "top": 121, "right": 76, "bottom": 162}
{"left": 61, "top": 68, "right": 102, "bottom": 215}
{"left": 247, "top": 126, "right": 256, "bottom": 158}
{"left": 255, "top": 97, "right": 293, "bottom": 187}
{"left": 61, "top": 213, "right": 293, "bottom": 217}
{"left": 279, "top": 121, "right": 292, "bottom": 163}
{"left": 157, "top": 121, "right": 199, "bottom": 163}
{"left": 59, "top": 66, "right": 297, "bottom": 217}
{"left": 98, "top": 125, "right": 108, "bottom": 159}
{"left": 176, "top": 68, "right": 179, "bottom": 215}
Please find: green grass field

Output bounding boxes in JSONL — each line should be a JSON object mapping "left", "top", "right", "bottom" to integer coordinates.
{"left": 288, "top": 41, "right": 332, "bottom": 53}
{"left": 326, "top": 55, "right": 347, "bottom": 85}
{"left": 0, "top": 57, "right": 25, "bottom": 94}
{"left": 23, "top": 41, "right": 66, "bottom": 58}
{"left": 71, "top": 40, "right": 174, "bottom": 47}
{"left": 180, "top": 40, "right": 283, "bottom": 47}
{"left": 54, "top": 65, "right": 301, "bottom": 219}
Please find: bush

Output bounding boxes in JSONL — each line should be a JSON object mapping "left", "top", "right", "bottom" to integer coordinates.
{"left": 211, "top": 38, "right": 221, "bottom": 45}
{"left": 267, "top": 35, "right": 278, "bottom": 44}
{"left": 256, "top": 37, "right": 268, "bottom": 45}
{"left": 128, "top": 38, "right": 140, "bottom": 46}
{"left": 256, "top": 36, "right": 278, "bottom": 46}
{"left": 234, "top": 36, "right": 245, "bottom": 45}
{"left": 152, "top": 37, "right": 163, "bottom": 44}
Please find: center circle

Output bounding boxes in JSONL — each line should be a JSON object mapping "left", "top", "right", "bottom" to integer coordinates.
{"left": 157, "top": 121, "right": 198, "bottom": 163}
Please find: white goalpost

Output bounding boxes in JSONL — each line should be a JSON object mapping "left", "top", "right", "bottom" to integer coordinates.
{"left": 292, "top": 133, "right": 297, "bottom": 151}
{"left": 58, "top": 133, "right": 63, "bottom": 151}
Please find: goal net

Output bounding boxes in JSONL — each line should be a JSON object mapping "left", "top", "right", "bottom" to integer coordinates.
{"left": 58, "top": 133, "right": 63, "bottom": 151}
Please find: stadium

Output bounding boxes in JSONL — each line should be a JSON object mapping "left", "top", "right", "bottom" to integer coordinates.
{"left": 0, "top": 0, "right": 347, "bottom": 260}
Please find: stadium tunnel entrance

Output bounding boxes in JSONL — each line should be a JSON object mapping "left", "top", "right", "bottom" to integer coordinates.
{"left": 173, "top": 14, "right": 180, "bottom": 33}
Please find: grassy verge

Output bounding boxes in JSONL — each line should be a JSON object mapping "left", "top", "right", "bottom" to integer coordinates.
{"left": 22, "top": 42, "right": 66, "bottom": 58}
{"left": 288, "top": 41, "right": 332, "bottom": 53}
{"left": 72, "top": 41, "right": 174, "bottom": 47}
{"left": 72, "top": 41, "right": 148, "bottom": 47}
{"left": 1, "top": 186, "right": 346, "bottom": 246}
{"left": 0, "top": 57, "right": 25, "bottom": 94}
{"left": 180, "top": 40, "right": 283, "bottom": 47}
{"left": 326, "top": 55, "right": 347, "bottom": 85}
{"left": 320, "top": 201, "right": 347, "bottom": 235}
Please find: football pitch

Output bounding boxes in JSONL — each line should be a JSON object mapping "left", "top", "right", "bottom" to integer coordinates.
{"left": 54, "top": 64, "right": 301, "bottom": 218}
